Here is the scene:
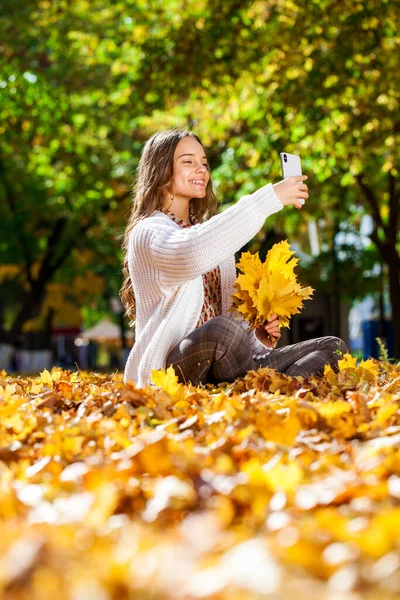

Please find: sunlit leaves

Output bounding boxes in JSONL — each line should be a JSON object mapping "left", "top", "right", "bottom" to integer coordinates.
{"left": 151, "top": 364, "right": 183, "bottom": 398}
{"left": 0, "top": 356, "right": 399, "bottom": 596}
{"left": 324, "top": 353, "right": 381, "bottom": 387}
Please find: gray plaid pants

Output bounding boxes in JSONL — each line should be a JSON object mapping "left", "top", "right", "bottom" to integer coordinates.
{"left": 166, "top": 316, "right": 348, "bottom": 386}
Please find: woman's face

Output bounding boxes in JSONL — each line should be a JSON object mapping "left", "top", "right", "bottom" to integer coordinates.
{"left": 171, "top": 136, "right": 210, "bottom": 200}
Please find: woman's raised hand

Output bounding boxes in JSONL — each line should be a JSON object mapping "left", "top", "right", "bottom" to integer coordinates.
{"left": 273, "top": 176, "right": 309, "bottom": 209}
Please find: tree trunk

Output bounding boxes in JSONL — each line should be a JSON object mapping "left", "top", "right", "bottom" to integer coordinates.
{"left": 387, "top": 260, "right": 400, "bottom": 359}
{"left": 378, "top": 266, "right": 386, "bottom": 341}
{"left": 331, "top": 217, "right": 341, "bottom": 338}
{"left": 356, "top": 173, "right": 399, "bottom": 359}
{"left": 6, "top": 283, "right": 47, "bottom": 344}
{"left": 1, "top": 152, "right": 131, "bottom": 348}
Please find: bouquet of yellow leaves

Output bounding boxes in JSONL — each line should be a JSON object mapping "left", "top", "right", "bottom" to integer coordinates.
{"left": 230, "top": 240, "right": 314, "bottom": 329}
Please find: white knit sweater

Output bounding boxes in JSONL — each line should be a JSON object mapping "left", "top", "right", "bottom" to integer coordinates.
{"left": 124, "top": 182, "right": 283, "bottom": 387}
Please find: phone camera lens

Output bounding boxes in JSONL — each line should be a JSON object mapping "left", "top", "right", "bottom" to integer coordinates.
{"left": 284, "top": 154, "right": 287, "bottom": 163}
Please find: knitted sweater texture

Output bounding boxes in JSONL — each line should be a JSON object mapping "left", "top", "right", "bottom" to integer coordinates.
{"left": 124, "top": 182, "right": 283, "bottom": 387}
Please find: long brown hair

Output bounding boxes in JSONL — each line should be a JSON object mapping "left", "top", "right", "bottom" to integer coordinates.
{"left": 120, "top": 128, "right": 217, "bottom": 325}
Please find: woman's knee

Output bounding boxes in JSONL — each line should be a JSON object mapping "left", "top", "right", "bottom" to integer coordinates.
{"left": 209, "top": 317, "right": 253, "bottom": 381}
{"left": 201, "top": 316, "right": 248, "bottom": 345}
{"left": 201, "top": 317, "right": 253, "bottom": 368}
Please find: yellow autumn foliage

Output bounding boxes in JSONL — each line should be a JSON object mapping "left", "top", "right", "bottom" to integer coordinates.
{"left": 22, "top": 272, "right": 106, "bottom": 332}
{"left": 151, "top": 364, "right": 183, "bottom": 397}
{"left": 231, "top": 240, "right": 314, "bottom": 329}
{"left": 324, "top": 353, "right": 380, "bottom": 384}
{"left": 0, "top": 356, "right": 398, "bottom": 599}
{"left": 0, "top": 264, "right": 21, "bottom": 284}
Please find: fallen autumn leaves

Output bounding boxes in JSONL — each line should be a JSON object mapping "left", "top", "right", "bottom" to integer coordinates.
{"left": 0, "top": 358, "right": 400, "bottom": 600}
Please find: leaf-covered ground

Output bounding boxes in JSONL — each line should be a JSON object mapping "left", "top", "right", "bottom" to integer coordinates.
{"left": 0, "top": 358, "right": 400, "bottom": 599}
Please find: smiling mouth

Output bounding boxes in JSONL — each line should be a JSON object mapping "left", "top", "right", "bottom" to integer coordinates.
{"left": 190, "top": 181, "right": 205, "bottom": 186}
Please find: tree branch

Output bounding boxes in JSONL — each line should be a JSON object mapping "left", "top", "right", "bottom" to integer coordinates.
{"left": 8, "top": 186, "right": 131, "bottom": 339}
{"left": 388, "top": 171, "right": 399, "bottom": 245}
{"left": 37, "top": 217, "right": 69, "bottom": 283}
{"left": 0, "top": 154, "right": 34, "bottom": 285}
{"left": 355, "top": 174, "right": 390, "bottom": 241}
{"left": 40, "top": 187, "right": 131, "bottom": 278}
{"left": 370, "top": 227, "right": 400, "bottom": 272}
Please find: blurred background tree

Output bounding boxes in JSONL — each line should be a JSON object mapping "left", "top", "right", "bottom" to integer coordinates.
{"left": 0, "top": 0, "right": 399, "bottom": 357}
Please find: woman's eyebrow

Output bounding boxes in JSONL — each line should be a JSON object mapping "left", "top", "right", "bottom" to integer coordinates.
{"left": 178, "top": 153, "right": 208, "bottom": 160}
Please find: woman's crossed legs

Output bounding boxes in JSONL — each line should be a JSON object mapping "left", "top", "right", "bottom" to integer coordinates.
{"left": 166, "top": 316, "right": 348, "bottom": 386}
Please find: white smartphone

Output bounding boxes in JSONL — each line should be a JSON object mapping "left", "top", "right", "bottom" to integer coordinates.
{"left": 280, "top": 152, "right": 304, "bottom": 205}
{"left": 280, "top": 152, "right": 302, "bottom": 178}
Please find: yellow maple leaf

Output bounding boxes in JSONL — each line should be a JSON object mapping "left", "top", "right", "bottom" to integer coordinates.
{"left": 263, "top": 240, "right": 299, "bottom": 279}
{"left": 232, "top": 288, "right": 258, "bottom": 318}
{"left": 359, "top": 358, "right": 379, "bottom": 377}
{"left": 236, "top": 251, "right": 264, "bottom": 284}
{"left": 231, "top": 240, "right": 314, "bottom": 329}
{"left": 151, "top": 365, "right": 182, "bottom": 397}
{"left": 332, "top": 354, "right": 379, "bottom": 383}
{"left": 324, "top": 364, "right": 334, "bottom": 376}
{"left": 39, "top": 369, "right": 53, "bottom": 386}
{"left": 337, "top": 354, "right": 358, "bottom": 370}
{"left": 39, "top": 368, "right": 62, "bottom": 386}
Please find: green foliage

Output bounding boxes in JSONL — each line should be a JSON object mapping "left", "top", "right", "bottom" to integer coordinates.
{"left": 376, "top": 337, "right": 390, "bottom": 363}
{"left": 0, "top": 0, "right": 399, "bottom": 353}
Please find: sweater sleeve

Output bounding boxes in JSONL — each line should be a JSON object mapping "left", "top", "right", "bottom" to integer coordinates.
{"left": 137, "top": 183, "right": 283, "bottom": 288}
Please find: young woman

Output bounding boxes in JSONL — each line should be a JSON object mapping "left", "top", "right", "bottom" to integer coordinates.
{"left": 121, "top": 128, "right": 347, "bottom": 388}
